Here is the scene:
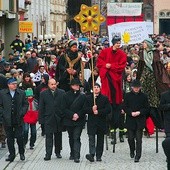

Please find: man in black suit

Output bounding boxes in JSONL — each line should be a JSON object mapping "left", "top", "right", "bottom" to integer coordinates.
{"left": 62, "top": 78, "right": 86, "bottom": 163}
{"left": 85, "top": 83, "right": 111, "bottom": 162}
{"left": 39, "top": 78, "right": 65, "bottom": 161}
{"left": 159, "top": 87, "right": 170, "bottom": 169}
{"left": 0, "top": 78, "right": 28, "bottom": 162}
{"left": 123, "top": 79, "right": 149, "bottom": 163}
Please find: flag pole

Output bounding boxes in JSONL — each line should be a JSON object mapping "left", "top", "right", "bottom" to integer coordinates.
{"left": 89, "top": 31, "right": 96, "bottom": 105}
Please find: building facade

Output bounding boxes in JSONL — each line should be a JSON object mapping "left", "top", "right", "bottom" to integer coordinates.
{"left": 154, "top": 0, "right": 170, "bottom": 34}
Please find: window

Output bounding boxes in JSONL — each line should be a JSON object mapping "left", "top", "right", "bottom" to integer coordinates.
{"left": 9, "top": 0, "right": 14, "bottom": 12}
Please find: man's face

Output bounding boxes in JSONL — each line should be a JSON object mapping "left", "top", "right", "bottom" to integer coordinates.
{"left": 8, "top": 82, "right": 17, "bottom": 90}
{"left": 132, "top": 86, "right": 141, "bottom": 93}
{"left": 31, "top": 52, "right": 37, "bottom": 58}
{"left": 39, "top": 66, "right": 45, "bottom": 73}
{"left": 70, "top": 45, "right": 78, "bottom": 52}
{"left": 93, "top": 86, "right": 100, "bottom": 95}
{"left": 4, "top": 66, "right": 10, "bottom": 71}
{"left": 71, "top": 84, "right": 80, "bottom": 91}
{"left": 113, "top": 41, "right": 121, "bottom": 50}
{"left": 48, "top": 79, "right": 57, "bottom": 91}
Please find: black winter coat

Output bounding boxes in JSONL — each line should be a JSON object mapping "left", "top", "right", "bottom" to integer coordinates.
{"left": 0, "top": 88, "right": 28, "bottom": 126}
{"left": 84, "top": 93, "right": 111, "bottom": 135}
{"left": 62, "top": 90, "right": 86, "bottom": 127}
{"left": 39, "top": 88, "right": 65, "bottom": 133}
{"left": 123, "top": 91, "right": 149, "bottom": 130}
{"left": 159, "top": 90, "right": 170, "bottom": 135}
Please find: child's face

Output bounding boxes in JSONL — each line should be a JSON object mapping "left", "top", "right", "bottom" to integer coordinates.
{"left": 127, "top": 75, "right": 132, "bottom": 82}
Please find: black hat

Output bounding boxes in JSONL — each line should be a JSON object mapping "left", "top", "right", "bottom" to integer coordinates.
{"left": 111, "top": 35, "right": 121, "bottom": 45}
{"left": 94, "top": 83, "right": 100, "bottom": 88}
{"left": 131, "top": 79, "right": 141, "bottom": 87}
{"left": 69, "top": 78, "right": 81, "bottom": 86}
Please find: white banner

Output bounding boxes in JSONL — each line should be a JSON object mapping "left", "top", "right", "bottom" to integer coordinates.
{"left": 108, "top": 22, "right": 153, "bottom": 45}
{"left": 107, "top": 3, "right": 142, "bottom": 16}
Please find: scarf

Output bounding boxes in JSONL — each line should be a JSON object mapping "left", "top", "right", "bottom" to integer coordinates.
{"left": 143, "top": 49, "right": 153, "bottom": 72}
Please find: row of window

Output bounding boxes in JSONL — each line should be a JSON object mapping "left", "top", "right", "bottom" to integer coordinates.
{"left": 160, "top": 11, "right": 170, "bottom": 18}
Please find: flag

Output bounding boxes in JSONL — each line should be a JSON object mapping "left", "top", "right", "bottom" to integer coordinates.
{"left": 67, "top": 27, "right": 76, "bottom": 40}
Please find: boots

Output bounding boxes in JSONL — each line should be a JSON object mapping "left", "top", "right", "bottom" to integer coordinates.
{"left": 119, "top": 131, "right": 124, "bottom": 143}
{"left": 111, "top": 131, "right": 117, "bottom": 144}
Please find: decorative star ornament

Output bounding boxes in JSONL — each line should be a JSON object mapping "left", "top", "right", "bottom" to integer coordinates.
{"left": 74, "top": 4, "right": 106, "bottom": 34}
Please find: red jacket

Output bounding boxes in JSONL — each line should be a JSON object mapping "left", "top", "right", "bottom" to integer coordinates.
{"left": 97, "top": 47, "right": 127, "bottom": 104}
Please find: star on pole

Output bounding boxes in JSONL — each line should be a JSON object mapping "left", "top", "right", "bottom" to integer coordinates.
{"left": 74, "top": 4, "right": 106, "bottom": 34}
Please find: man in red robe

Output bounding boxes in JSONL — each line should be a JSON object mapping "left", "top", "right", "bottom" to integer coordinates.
{"left": 97, "top": 35, "right": 127, "bottom": 143}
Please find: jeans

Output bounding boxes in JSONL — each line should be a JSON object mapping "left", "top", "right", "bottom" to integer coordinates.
{"left": 23, "top": 123, "right": 36, "bottom": 147}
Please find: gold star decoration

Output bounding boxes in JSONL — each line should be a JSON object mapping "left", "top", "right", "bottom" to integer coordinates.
{"left": 74, "top": 4, "right": 106, "bottom": 34}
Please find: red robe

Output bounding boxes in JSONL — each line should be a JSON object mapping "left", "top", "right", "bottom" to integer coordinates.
{"left": 97, "top": 47, "right": 127, "bottom": 104}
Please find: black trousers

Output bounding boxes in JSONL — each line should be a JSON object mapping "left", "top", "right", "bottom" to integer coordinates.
{"left": 4, "top": 125, "right": 25, "bottom": 156}
{"left": 128, "top": 129, "right": 143, "bottom": 158}
{"left": 66, "top": 126, "right": 83, "bottom": 159}
{"left": 162, "top": 137, "right": 170, "bottom": 170}
{"left": 45, "top": 131, "right": 62, "bottom": 156}
{"left": 88, "top": 128, "right": 104, "bottom": 159}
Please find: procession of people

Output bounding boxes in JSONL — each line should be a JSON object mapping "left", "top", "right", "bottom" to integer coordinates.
{"left": 0, "top": 31, "right": 170, "bottom": 170}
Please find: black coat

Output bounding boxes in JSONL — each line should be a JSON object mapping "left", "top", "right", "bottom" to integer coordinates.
{"left": 123, "top": 91, "right": 149, "bottom": 130}
{"left": 159, "top": 90, "right": 170, "bottom": 135}
{"left": 84, "top": 93, "right": 111, "bottom": 135}
{"left": 39, "top": 88, "right": 65, "bottom": 133}
{"left": 0, "top": 88, "right": 28, "bottom": 126}
{"left": 62, "top": 90, "right": 86, "bottom": 127}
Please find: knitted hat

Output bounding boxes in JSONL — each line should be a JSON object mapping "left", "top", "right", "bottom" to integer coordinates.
{"left": 10, "top": 69, "right": 18, "bottom": 75}
{"left": 41, "top": 74, "right": 49, "bottom": 84}
{"left": 25, "top": 88, "right": 34, "bottom": 97}
{"left": 144, "top": 38, "right": 154, "bottom": 49}
{"left": 111, "top": 35, "right": 121, "bottom": 45}
{"left": 68, "top": 40, "right": 77, "bottom": 48}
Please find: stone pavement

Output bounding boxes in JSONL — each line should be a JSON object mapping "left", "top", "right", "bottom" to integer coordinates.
{"left": 0, "top": 126, "right": 167, "bottom": 170}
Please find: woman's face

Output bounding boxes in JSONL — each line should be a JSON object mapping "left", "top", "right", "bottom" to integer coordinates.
{"left": 127, "top": 75, "right": 132, "bottom": 82}
{"left": 25, "top": 76, "right": 31, "bottom": 82}
{"left": 143, "top": 41, "right": 148, "bottom": 49}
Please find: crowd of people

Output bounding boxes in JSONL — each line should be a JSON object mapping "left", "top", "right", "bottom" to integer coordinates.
{"left": 0, "top": 32, "right": 170, "bottom": 169}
